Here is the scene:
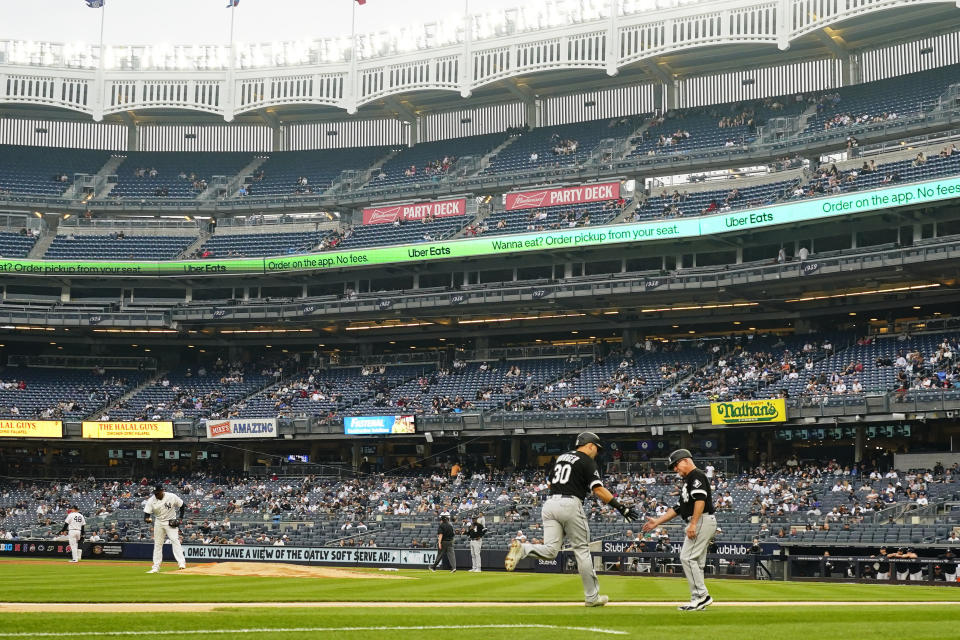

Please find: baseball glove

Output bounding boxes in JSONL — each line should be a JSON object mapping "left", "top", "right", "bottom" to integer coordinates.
{"left": 168, "top": 519, "right": 180, "bottom": 528}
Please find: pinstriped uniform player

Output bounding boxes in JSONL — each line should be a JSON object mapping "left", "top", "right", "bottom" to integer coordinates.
{"left": 59, "top": 505, "right": 86, "bottom": 563}
{"left": 143, "top": 484, "right": 187, "bottom": 573}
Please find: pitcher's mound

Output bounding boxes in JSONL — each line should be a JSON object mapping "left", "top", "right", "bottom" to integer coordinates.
{"left": 177, "top": 562, "right": 412, "bottom": 580}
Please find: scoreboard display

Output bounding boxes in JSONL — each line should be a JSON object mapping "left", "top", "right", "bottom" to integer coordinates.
{"left": 775, "top": 425, "right": 911, "bottom": 441}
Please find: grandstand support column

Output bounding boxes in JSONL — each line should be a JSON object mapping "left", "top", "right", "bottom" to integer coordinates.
{"left": 747, "top": 431, "right": 759, "bottom": 465}
{"left": 184, "top": 287, "right": 192, "bottom": 303}
{"left": 260, "top": 110, "right": 283, "bottom": 152}
{"left": 475, "top": 336, "right": 489, "bottom": 360}
{"left": 383, "top": 97, "right": 418, "bottom": 146}
{"left": 643, "top": 61, "right": 677, "bottom": 112}
{"left": 243, "top": 448, "right": 252, "bottom": 472}
{"left": 776, "top": 0, "right": 791, "bottom": 51}
{"left": 510, "top": 437, "right": 521, "bottom": 468}
{"left": 119, "top": 112, "right": 138, "bottom": 152}
{"left": 60, "top": 286, "right": 70, "bottom": 304}
{"left": 505, "top": 80, "right": 540, "bottom": 128}
{"left": 855, "top": 426, "right": 865, "bottom": 463}
{"left": 605, "top": 0, "right": 619, "bottom": 77}
{"left": 351, "top": 442, "right": 360, "bottom": 470}
{"left": 735, "top": 247, "right": 743, "bottom": 264}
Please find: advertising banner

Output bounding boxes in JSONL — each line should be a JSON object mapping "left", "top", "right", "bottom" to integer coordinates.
{"left": 205, "top": 418, "right": 278, "bottom": 439}
{"left": 505, "top": 181, "right": 620, "bottom": 211}
{"left": 0, "top": 540, "right": 72, "bottom": 558}
{"left": 362, "top": 198, "right": 467, "bottom": 225}
{"left": 343, "top": 415, "right": 416, "bottom": 435}
{"left": 710, "top": 399, "right": 787, "bottom": 425}
{"left": 82, "top": 421, "right": 174, "bottom": 439}
{"left": 182, "top": 544, "right": 436, "bottom": 566}
{"left": 0, "top": 420, "right": 62, "bottom": 438}
{"left": 1, "top": 176, "right": 959, "bottom": 278}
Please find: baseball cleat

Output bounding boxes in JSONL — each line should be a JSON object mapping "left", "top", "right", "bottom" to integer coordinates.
{"left": 504, "top": 539, "right": 523, "bottom": 571}
{"left": 178, "top": 566, "right": 186, "bottom": 570}
{"left": 68, "top": 560, "right": 79, "bottom": 563}
{"left": 585, "top": 595, "right": 609, "bottom": 607}
{"left": 427, "top": 565, "right": 435, "bottom": 572}
{"left": 677, "top": 604, "right": 697, "bottom": 611}
{"left": 694, "top": 595, "right": 713, "bottom": 610}
{"left": 450, "top": 568, "right": 457, "bottom": 573}
{"left": 146, "top": 568, "right": 159, "bottom": 574}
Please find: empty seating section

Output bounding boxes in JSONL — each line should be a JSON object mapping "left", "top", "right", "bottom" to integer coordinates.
{"left": 109, "top": 364, "right": 272, "bottom": 421}
{"left": 0, "top": 145, "right": 110, "bottom": 196}
{"left": 632, "top": 179, "right": 797, "bottom": 222}
{"left": 359, "top": 358, "right": 579, "bottom": 414}
{"left": 242, "top": 365, "right": 426, "bottom": 419}
{"left": 484, "top": 199, "right": 624, "bottom": 236}
{"left": 0, "top": 231, "right": 37, "bottom": 257}
{"left": 804, "top": 65, "right": 960, "bottom": 133}
{"left": 111, "top": 152, "right": 251, "bottom": 199}
{"left": 0, "top": 367, "right": 143, "bottom": 419}
{"left": 45, "top": 234, "right": 195, "bottom": 260}
{"left": 484, "top": 117, "right": 640, "bottom": 174}
{"left": 199, "top": 230, "right": 327, "bottom": 257}
{"left": 623, "top": 94, "right": 811, "bottom": 159}
{"left": 815, "top": 151, "right": 960, "bottom": 195}
{"left": 250, "top": 147, "right": 388, "bottom": 198}
{"left": 521, "top": 349, "right": 710, "bottom": 411}
{"left": 335, "top": 218, "right": 467, "bottom": 249}
{"left": 369, "top": 134, "right": 504, "bottom": 189}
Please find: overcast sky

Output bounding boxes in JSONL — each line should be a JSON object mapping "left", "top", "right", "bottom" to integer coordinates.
{"left": 0, "top": 0, "right": 533, "bottom": 45}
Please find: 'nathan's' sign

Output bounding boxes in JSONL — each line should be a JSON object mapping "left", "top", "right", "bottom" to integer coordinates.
{"left": 710, "top": 399, "right": 787, "bottom": 425}
{"left": 362, "top": 198, "right": 467, "bottom": 225}
{"left": 505, "top": 181, "right": 620, "bottom": 211}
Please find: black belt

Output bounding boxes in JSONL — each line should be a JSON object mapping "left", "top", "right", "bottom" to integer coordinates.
{"left": 550, "top": 494, "right": 582, "bottom": 500}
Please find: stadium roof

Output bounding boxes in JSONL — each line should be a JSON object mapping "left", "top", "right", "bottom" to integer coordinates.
{"left": 1, "top": 2, "right": 959, "bottom": 126}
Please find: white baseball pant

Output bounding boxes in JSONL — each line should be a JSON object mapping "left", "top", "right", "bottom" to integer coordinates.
{"left": 68, "top": 531, "right": 82, "bottom": 562}
{"left": 152, "top": 521, "right": 185, "bottom": 570}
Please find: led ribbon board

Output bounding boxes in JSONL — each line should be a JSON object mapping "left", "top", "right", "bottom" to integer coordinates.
{"left": 1, "top": 177, "right": 957, "bottom": 278}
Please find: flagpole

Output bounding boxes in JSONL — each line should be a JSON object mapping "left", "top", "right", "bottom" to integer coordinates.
{"left": 97, "top": 1, "right": 106, "bottom": 72}
{"left": 229, "top": 2, "right": 236, "bottom": 49}
{"left": 349, "top": 0, "right": 358, "bottom": 113}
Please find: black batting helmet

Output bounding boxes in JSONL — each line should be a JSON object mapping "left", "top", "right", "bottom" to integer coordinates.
{"left": 667, "top": 448, "right": 692, "bottom": 469}
{"left": 575, "top": 431, "right": 603, "bottom": 449}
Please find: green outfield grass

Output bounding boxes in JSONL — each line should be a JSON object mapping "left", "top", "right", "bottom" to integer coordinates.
{"left": 0, "top": 559, "right": 957, "bottom": 639}
{"left": 0, "top": 558, "right": 957, "bottom": 603}
{"left": 0, "top": 607, "right": 958, "bottom": 640}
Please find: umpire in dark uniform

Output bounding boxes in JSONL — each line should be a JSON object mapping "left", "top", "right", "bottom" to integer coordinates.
{"left": 428, "top": 511, "right": 457, "bottom": 573}
{"left": 641, "top": 448, "right": 717, "bottom": 611}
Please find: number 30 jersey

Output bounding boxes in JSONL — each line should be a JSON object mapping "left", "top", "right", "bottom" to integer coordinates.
{"left": 548, "top": 450, "right": 603, "bottom": 500}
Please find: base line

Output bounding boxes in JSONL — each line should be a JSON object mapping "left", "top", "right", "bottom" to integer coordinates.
{"left": 0, "top": 625, "right": 628, "bottom": 638}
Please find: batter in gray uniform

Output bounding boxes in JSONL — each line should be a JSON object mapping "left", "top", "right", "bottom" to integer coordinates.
{"left": 642, "top": 448, "right": 717, "bottom": 611}
{"left": 504, "top": 432, "right": 639, "bottom": 606}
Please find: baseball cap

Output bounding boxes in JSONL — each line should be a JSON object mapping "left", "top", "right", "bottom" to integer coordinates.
{"left": 154, "top": 484, "right": 164, "bottom": 493}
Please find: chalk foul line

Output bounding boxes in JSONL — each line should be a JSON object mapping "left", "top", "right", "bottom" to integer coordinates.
{"left": 0, "top": 625, "right": 628, "bottom": 637}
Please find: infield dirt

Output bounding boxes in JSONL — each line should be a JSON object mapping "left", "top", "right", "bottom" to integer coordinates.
{"left": 175, "top": 561, "right": 412, "bottom": 580}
